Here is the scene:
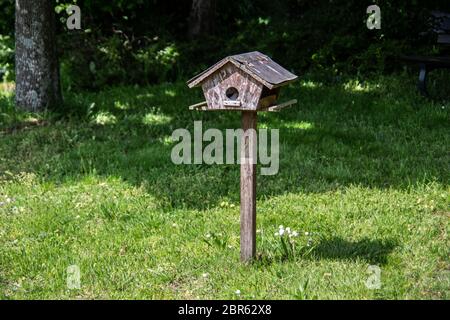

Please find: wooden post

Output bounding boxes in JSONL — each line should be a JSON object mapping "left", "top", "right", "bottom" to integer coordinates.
{"left": 240, "top": 111, "right": 257, "bottom": 262}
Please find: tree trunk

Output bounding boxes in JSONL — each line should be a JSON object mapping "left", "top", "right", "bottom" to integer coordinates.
{"left": 188, "top": 0, "right": 216, "bottom": 38}
{"left": 15, "top": 0, "right": 62, "bottom": 112}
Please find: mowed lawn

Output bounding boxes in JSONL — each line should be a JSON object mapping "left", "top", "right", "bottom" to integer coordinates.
{"left": 0, "top": 74, "right": 448, "bottom": 299}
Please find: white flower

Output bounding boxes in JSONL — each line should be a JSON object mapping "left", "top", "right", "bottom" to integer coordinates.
{"left": 279, "top": 228, "right": 285, "bottom": 236}
{"left": 235, "top": 290, "right": 241, "bottom": 295}
{"left": 304, "top": 232, "right": 309, "bottom": 236}
{"left": 292, "top": 231, "right": 299, "bottom": 237}
{"left": 286, "top": 227, "right": 291, "bottom": 233}
{"left": 274, "top": 232, "right": 279, "bottom": 236}
{"left": 202, "top": 273, "right": 209, "bottom": 278}
{"left": 205, "top": 233, "right": 211, "bottom": 238}
{"left": 279, "top": 225, "right": 284, "bottom": 229}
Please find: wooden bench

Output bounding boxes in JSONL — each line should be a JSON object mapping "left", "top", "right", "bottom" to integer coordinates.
{"left": 403, "top": 11, "right": 450, "bottom": 96}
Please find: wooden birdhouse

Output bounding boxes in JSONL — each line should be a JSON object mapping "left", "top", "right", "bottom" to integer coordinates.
{"left": 187, "top": 52, "right": 298, "bottom": 263}
{"left": 187, "top": 51, "right": 298, "bottom": 112}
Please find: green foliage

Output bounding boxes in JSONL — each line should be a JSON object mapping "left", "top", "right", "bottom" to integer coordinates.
{"left": 0, "top": 0, "right": 14, "bottom": 36}
{"left": 2, "top": 0, "right": 450, "bottom": 85}
{"left": 0, "top": 35, "right": 13, "bottom": 81}
{"left": 60, "top": 32, "right": 180, "bottom": 90}
{"left": 133, "top": 43, "right": 180, "bottom": 84}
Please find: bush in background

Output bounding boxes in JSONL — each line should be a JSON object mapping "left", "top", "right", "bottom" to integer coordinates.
{"left": 1, "top": 0, "right": 450, "bottom": 89}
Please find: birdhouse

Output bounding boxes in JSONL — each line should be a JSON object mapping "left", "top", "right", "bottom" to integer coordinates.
{"left": 187, "top": 51, "right": 298, "bottom": 112}
{"left": 186, "top": 52, "right": 298, "bottom": 263}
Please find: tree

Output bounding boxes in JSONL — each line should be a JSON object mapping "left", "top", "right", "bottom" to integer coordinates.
{"left": 188, "top": 0, "right": 216, "bottom": 38}
{"left": 15, "top": 0, "right": 62, "bottom": 111}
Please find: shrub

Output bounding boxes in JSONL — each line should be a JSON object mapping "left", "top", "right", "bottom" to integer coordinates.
{"left": 0, "top": 35, "right": 14, "bottom": 81}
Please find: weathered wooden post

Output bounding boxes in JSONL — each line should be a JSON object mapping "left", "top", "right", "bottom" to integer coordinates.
{"left": 240, "top": 111, "right": 257, "bottom": 261}
{"left": 187, "top": 51, "right": 297, "bottom": 262}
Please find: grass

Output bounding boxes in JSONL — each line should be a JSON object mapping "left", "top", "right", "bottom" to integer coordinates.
{"left": 0, "top": 73, "right": 449, "bottom": 299}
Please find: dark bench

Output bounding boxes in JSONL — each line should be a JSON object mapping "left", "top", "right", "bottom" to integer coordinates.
{"left": 403, "top": 11, "right": 450, "bottom": 96}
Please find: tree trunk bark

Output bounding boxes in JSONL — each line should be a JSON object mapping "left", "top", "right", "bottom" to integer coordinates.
{"left": 15, "top": 0, "right": 62, "bottom": 112}
{"left": 188, "top": 0, "right": 216, "bottom": 38}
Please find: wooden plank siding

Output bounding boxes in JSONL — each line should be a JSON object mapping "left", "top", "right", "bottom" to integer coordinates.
{"left": 202, "top": 63, "right": 263, "bottom": 110}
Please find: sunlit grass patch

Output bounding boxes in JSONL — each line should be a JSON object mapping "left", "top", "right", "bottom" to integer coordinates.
{"left": 0, "top": 81, "right": 14, "bottom": 94}
{"left": 90, "top": 111, "right": 117, "bottom": 125}
{"left": 142, "top": 113, "right": 172, "bottom": 125}
{"left": 343, "top": 79, "right": 381, "bottom": 93}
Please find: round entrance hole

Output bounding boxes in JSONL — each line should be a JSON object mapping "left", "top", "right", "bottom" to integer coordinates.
{"left": 225, "top": 87, "right": 239, "bottom": 100}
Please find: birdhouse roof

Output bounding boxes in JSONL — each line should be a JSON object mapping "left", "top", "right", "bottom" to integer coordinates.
{"left": 187, "top": 51, "right": 298, "bottom": 89}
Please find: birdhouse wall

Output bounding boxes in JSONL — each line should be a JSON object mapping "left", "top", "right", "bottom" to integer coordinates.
{"left": 201, "top": 63, "right": 263, "bottom": 110}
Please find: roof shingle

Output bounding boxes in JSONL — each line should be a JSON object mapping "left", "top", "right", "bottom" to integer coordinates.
{"left": 187, "top": 51, "right": 297, "bottom": 89}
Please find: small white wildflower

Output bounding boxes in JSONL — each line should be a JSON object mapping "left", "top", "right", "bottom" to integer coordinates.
{"left": 305, "top": 232, "right": 309, "bottom": 236}
{"left": 205, "top": 233, "right": 211, "bottom": 238}
{"left": 274, "top": 232, "right": 279, "bottom": 236}
{"left": 172, "top": 223, "right": 177, "bottom": 227}
{"left": 292, "top": 231, "right": 299, "bottom": 237}
{"left": 0, "top": 202, "right": 4, "bottom": 206}
{"left": 279, "top": 225, "right": 284, "bottom": 229}
{"left": 235, "top": 290, "right": 241, "bottom": 295}
{"left": 202, "top": 273, "right": 209, "bottom": 278}
{"left": 286, "top": 227, "right": 291, "bottom": 233}
{"left": 279, "top": 228, "right": 285, "bottom": 236}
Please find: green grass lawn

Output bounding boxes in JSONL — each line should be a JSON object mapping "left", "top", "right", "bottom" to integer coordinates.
{"left": 0, "top": 74, "right": 449, "bottom": 299}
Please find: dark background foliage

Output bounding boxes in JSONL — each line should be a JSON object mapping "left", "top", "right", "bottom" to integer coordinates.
{"left": 1, "top": 0, "right": 450, "bottom": 89}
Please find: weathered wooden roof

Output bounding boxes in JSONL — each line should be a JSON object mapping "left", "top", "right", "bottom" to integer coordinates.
{"left": 187, "top": 51, "right": 298, "bottom": 89}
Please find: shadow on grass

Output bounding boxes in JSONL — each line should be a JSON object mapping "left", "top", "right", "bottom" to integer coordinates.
{"left": 309, "top": 237, "right": 398, "bottom": 265}
{"left": 255, "top": 237, "right": 397, "bottom": 266}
